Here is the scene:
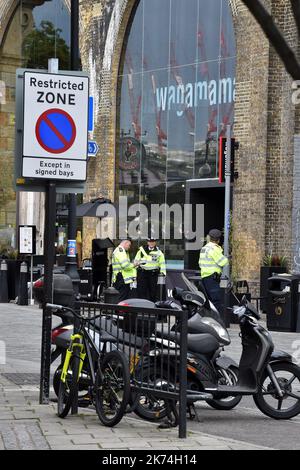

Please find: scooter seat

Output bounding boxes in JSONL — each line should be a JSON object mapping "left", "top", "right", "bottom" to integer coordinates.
{"left": 157, "top": 331, "right": 219, "bottom": 355}
{"left": 186, "top": 333, "right": 219, "bottom": 355}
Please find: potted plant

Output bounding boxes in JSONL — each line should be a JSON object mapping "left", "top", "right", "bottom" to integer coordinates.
{"left": 0, "top": 245, "right": 26, "bottom": 301}
{"left": 260, "top": 254, "right": 288, "bottom": 312}
{"left": 56, "top": 245, "right": 67, "bottom": 266}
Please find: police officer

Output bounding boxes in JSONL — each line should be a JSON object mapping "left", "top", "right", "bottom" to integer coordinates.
{"left": 199, "top": 229, "right": 229, "bottom": 314}
{"left": 134, "top": 237, "right": 166, "bottom": 302}
{"left": 112, "top": 238, "right": 137, "bottom": 302}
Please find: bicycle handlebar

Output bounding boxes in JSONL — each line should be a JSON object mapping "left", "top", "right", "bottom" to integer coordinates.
{"left": 46, "top": 303, "right": 82, "bottom": 319}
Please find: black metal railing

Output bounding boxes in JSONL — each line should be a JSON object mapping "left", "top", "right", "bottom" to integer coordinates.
{"left": 79, "top": 301, "right": 188, "bottom": 438}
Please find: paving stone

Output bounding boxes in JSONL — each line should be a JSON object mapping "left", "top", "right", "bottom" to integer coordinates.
{"left": 12, "top": 411, "right": 36, "bottom": 420}
{"left": 70, "top": 435, "right": 98, "bottom": 445}
{"left": 51, "top": 444, "right": 100, "bottom": 450}
{"left": 0, "top": 412, "right": 15, "bottom": 419}
{"left": 0, "top": 423, "right": 50, "bottom": 450}
{"left": 46, "top": 435, "right": 75, "bottom": 446}
{"left": 100, "top": 441, "right": 136, "bottom": 449}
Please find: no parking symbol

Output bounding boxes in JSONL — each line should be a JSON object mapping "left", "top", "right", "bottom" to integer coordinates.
{"left": 35, "top": 108, "right": 76, "bottom": 154}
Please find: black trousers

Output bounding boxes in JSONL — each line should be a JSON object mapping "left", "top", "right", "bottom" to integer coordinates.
{"left": 137, "top": 269, "right": 159, "bottom": 302}
{"left": 113, "top": 273, "right": 131, "bottom": 302}
{"left": 202, "top": 275, "right": 222, "bottom": 314}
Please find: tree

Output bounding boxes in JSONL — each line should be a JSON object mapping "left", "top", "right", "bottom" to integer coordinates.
{"left": 22, "top": 20, "right": 70, "bottom": 70}
{"left": 240, "top": 0, "right": 300, "bottom": 79}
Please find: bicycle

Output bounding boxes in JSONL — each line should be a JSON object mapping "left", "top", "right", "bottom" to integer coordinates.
{"left": 46, "top": 303, "right": 131, "bottom": 427}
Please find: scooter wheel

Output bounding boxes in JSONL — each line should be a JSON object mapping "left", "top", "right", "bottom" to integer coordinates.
{"left": 254, "top": 362, "right": 300, "bottom": 420}
{"left": 206, "top": 366, "right": 242, "bottom": 411}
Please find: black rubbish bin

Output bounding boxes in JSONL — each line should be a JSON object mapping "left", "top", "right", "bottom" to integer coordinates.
{"left": 78, "top": 268, "right": 93, "bottom": 300}
{"left": 33, "top": 273, "right": 74, "bottom": 307}
{"left": 267, "top": 274, "right": 300, "bottom": 332}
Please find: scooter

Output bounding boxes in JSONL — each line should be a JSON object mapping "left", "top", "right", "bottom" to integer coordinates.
{"left": 151, "top": 289, "right": 300, "bottom": 420}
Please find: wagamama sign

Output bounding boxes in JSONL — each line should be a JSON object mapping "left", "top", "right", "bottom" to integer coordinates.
{"left": 156, "top": 76, "right": 235, "bottom": 117}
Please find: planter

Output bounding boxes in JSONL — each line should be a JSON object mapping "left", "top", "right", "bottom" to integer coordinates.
{"left": 260, "top": 266, "right": 286, "bottom": 312}
{"left": 56, "top": 254, "right": 67, "bottom": 266}
{"left": 6, "top": 259, "right": 29, "bottom": 301}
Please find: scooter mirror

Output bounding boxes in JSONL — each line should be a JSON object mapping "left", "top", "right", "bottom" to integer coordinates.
{"left": 172, "top": 287, "right": 185, "bottom": 301}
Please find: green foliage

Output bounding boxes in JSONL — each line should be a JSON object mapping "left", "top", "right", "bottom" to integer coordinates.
{"left": 0, "top": 243, "right": 18, "bottom": 259}
{"left": 263, "top": 254, "right": 288, "bottom": 267}
{"left": 56, "top": 245, "right": 66, "bottom": 255}
{"left": 22, "top": 21, "right": 70, "bottom": 70}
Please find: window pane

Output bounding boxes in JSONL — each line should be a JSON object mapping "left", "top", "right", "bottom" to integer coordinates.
{"left": 141, "top": 69, "right": 168, "bottom": 185}
{"left": 194, "top": 60, "right": 220, "bottom": 179}
{"left": 198, "top": 0, "right": 221, "bottom": 62}
{"left": 170, "top": 0, "right": 198, "bottom": 67}
{"left": 118, "top": 72, "right": 143, "bottom": 185}
{"left": 120, "top": 0, "right": 143, "bottom": 75}
{"left": 165, "top": 182, "right": 186, "bottom": 268}
{"left": 143, "top": 0, "right": 171, "bottom": 71}
{"left": 167, "top": 64, "right": 196, "bottom": 181}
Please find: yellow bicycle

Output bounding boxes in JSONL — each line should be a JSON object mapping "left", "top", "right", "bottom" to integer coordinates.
{"left": 47, "top": 303, "right": 131, "bottom": 427}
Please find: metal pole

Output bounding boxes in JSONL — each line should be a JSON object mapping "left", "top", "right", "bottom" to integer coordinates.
{"left": 30, "top": 255, "right": 34, "bottom": 306}
{"left": 39, "top": 181, "right": 56, "bottom": 404}
{"left": 69, "top": 1, "right": 80, "bottom": 414}
{"left": 220, "top": 125, "right": 232, "bottom": 326}
{"left": 66, "top": 0, "right": 80, "bottom": 296}
{"left": 39, "top": 58, "right": 58, "bottom": 404}
{"left": 223, "top": 124, "right": 231, "bottom": 265}
{"left": 178, "top": 309, "right": 188, "bottom": 439}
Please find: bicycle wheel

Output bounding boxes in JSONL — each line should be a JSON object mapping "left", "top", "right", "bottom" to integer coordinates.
{"left": 95, "top": 350, "right": 130, "bottom": 427}
{"left": 57, "top": 354, "right": 80, "bottom": 418}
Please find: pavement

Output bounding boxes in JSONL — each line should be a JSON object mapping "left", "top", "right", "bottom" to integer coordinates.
{"left": 0, "top": 302, "right": 299, "bottom": 450}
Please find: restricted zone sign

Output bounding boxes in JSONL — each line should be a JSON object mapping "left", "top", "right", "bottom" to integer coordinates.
{"left": 22, "top": 71, "right": 89, "bottom": 181}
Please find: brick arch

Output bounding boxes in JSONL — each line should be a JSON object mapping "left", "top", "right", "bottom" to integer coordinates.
{"left": 0, "top": 0, "right": 19, "bottom": 47}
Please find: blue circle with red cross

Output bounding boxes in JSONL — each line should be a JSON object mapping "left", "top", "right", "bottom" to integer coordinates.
{"left": 35, "top": 108, "right": 76, "bottom": 154}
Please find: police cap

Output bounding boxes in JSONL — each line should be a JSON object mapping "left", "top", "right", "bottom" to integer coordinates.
{"left": 208, "top": 229, "right": 222, "bottom": 240}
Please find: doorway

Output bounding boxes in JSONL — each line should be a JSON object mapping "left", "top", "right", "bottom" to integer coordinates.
{"left": 184, "top": 180, "right": 226, "bottom": 270}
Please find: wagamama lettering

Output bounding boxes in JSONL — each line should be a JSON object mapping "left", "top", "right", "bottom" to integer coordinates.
{"left": 156, "top": 77, "right": 235, "bottom": 117}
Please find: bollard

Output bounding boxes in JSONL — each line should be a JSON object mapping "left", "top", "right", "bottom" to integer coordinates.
{"left": 18, "top": 262, "right": 28, "bottom": 305}
{"left": 0, "top": 260, "right": 9, "bottom": 303}
{"left": 157, "top": 273, "right": 166, "bottom": 301}
{"left": 103, "top": 286, "right": 120, "bottom": 304}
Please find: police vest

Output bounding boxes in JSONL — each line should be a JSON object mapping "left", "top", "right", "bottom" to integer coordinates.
{"left": 135, "top": 246, "right": 166, "bottom": 275}
{"left": 199, "top": 242, "right": 228, "bottom": 279}
{"left": 112, "top": 246, "right": 136, "bottom": 284}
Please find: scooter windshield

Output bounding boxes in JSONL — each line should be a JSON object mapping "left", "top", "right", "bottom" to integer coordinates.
{"left": 181, "top": 273, "right": 206, "bottom": 300}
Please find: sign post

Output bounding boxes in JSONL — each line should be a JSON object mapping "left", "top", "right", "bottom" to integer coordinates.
{"left": 22, "top": 71, "right": 89, "bottom": 180}
{"left": 15, "top": 58, "right": 89, "bottom": 404}
{"left": 220, "top": 125, "right": 232, "bottom": 327}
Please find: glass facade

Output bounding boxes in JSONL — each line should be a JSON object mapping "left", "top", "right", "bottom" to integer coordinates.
{"left": 117, "top": 0, "right": 236, "bottom": 268}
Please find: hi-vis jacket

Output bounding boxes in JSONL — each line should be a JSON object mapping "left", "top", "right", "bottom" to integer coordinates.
{"left": 134, "top": 246, "right": 166, "bottom": 275}
{"left": 199, "top": 242, "right": 228, "bottom": 279}
{"left": 112, "top": 246, "right": 136, "bottom": 284}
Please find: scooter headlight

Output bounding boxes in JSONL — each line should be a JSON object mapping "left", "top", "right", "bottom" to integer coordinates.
{"left": 201, "top": 317, "right": 231, "bottom": 345}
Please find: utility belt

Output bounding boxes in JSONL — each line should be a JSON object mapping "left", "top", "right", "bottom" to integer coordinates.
{"left": 207, "top": 272, "right": 221, "bottom": 282}
{"left": 138, "top": 267, "right": 160, "bottom": 273}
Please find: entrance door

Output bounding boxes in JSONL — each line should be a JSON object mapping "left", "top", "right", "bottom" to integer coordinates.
{"left": 185, "top": 180, "right": 226, "bottom": 270}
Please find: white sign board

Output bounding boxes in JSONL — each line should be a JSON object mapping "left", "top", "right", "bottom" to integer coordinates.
{"left": 22, "top": 71, "right": 89, "bottom": 181}
{"left": 19, "top": 225, "right": 36, "bottom": 255}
